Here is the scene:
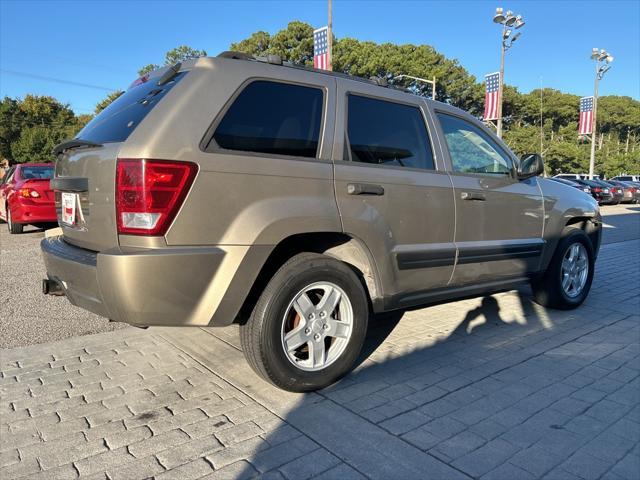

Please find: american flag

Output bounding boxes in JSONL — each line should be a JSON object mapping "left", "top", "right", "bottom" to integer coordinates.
{"left": 313, "top": 26, "right": 330, "bottom": 70}
{"left": 484, "top": 72, "right": 501, "bottom": 121}
{"left": 579, "top": 96, "right": 594, "bottom": 135}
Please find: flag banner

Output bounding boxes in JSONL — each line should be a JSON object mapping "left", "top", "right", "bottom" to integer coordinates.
{"left": 313, "top": 26, "right": 330, "bottom": 70}
{"left": 579, "top": 96, "right": 594, "bottom": 135}
{"left": 484, "top": 72, "right": 501, "bottom": 121}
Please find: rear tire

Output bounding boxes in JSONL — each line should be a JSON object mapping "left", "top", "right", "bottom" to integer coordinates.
{"left": 7, "top": 208, "right": 23, "bottom": 234}
{"left": 531, "top": 228, "right": 594, "bottom": 310}
{"left": 240, "top": 252, "right": 369, "bottom": 392}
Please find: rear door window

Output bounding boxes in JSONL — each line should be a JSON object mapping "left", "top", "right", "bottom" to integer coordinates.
{"left": 76, "top": 72, "right": 187, "bottom": 144}
{"left": 346, "top": 94, "right": 434, "bottom": 170}
{"left": 210, "top": 80, "right": 323, "bottom": 158}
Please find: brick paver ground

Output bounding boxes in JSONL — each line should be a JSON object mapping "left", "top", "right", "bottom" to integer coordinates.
{"left": 1, "top": 218, "right": 638, "bottom": 479}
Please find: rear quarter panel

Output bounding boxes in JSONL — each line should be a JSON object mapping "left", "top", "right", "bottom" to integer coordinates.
{"left": 118, "top": 57, "right": 340, "bottom": 247}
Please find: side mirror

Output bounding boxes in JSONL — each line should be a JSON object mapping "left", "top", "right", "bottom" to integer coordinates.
{"left": 518, "top": 153, "right": 544, "bottom": 180}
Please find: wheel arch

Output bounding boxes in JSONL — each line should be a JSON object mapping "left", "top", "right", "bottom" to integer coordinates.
{"left": 235, "top": 232, "right": 383, "bottom": 324}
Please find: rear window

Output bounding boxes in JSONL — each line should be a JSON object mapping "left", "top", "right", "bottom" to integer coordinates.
{"left": 210, "top": 80, "right": 323, "bottom": 158}
{"left": 347, "top": 95, "right": 435, "bottom": 170}
{"left": 76, "top": 72, "right": 187, "bottom": 144}
{"left": 20, "top": 166, "right": 54, "bottom": 179}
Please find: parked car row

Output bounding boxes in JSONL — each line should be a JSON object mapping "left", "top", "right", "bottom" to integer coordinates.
{"left": 551, "top": 174, "right": 640, "bottom": 205}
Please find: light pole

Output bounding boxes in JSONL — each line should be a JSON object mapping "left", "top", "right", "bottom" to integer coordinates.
{"left": 588, "top": 48, "right": 613, "bottom": 179}
{"left": 492, "top": 7, "right": 525, "bottom": 138}
{"left": 394, "top": 74, "right": 437, "bottom": 100}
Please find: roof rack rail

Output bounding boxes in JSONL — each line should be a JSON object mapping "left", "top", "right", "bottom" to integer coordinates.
{"left": 216, "top": 51, "right": 414, "bottom": 95}
{"left": 217, "top": 51, "right": 282, "bottom": 65}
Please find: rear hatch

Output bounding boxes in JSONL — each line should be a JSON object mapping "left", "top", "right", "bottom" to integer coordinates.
{"left": 53, "top": 68, "right": 187, "bottom": 252}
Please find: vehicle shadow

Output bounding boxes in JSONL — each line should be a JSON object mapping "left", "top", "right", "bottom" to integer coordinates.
{"left": 218, "top": 286, "right": 575, "bottom": 479}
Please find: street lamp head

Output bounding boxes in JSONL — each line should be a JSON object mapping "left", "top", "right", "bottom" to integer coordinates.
{"left": 503, "top": 28, "right": 512, "bottom": 39}
{"left": 591, "top": 48, "right": 600, "bottom": 59}
{"left": 493, "top": 7, "right": 506, "bottom": 23}
{"left": 514, "top": 15, "right": 525, "bottom": 29}
{"left": 505, "top": 10, "right": 517, "bottom": 26}
{"left": 606, "top": 55, "right": 614, "bottom": 63}
{"left": 510, "top": 32, "right": 521, "bottom": 43}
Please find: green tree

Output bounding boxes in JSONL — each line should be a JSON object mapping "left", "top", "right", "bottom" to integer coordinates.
{"left": 0, "top": 97, "right": 24, "bottom": 162}
{"left": 138, "top": 45, "right": 207, "bottom": 76}
{"left": 0, "top": 95, "right": 85, "bottom": 164}
{"left": 10, "top": 125, "right": 62, "bottom": 163}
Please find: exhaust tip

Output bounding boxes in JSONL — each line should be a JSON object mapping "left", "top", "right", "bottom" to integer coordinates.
{"left": 42, "top": 278, "right": 65, "bottom": 296}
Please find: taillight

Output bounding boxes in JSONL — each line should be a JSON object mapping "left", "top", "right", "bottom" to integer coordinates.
{"left": 593, "top": 187, "right": 602, "bottom": 193}
{"left": 116, "top": 159, "right": 197, "bottom": 236}
{"left": 19, "top": 188, "right": 40, "bottom": 198}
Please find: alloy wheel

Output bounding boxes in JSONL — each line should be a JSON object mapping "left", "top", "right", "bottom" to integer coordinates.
{"left": 280, "top": 282, "right": 353, "bottom": 372}
{"left": 561, "top": 242, "right": 589, "bottom": 298}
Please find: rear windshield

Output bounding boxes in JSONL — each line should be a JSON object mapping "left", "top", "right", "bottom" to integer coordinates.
{"left": 76, "top": 72, "right": 187, "bottom": 144}
{"left": 20, "top": 166, "right": 54, "bottom": 179}
{"left": 579, "top": 179, "right": 600, "bottom": 187}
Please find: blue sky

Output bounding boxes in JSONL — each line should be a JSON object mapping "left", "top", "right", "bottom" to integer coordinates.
{"left": 1, "top": 0, "right": 638, "bottom": 114}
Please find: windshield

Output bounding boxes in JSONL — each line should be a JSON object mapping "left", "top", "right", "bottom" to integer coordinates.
{"left": 76, "top": 71, "right": 187, "bottom": 144}
{"left": 20, "top": 166, "right": 54, "bottom": 179}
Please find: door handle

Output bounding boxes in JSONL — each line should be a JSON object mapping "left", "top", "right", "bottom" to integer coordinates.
{"left": 347, "top": 183, "right": 385, "bottom": 196}
{"left": 461, "top": 191, "right": 486, "bottom": 201}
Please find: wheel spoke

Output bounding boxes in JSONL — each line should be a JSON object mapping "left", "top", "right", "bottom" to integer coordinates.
{"left": 293, "top": 293, "right": 315, "bottom": 320}
{"left": 283, "top": 326, "right": 309, "bottom": 352}
{"left": 317, "top": 286, "right": 341, "bottom": 317}
{"left": 326, "top": 318, "right": 350, "bottom": 338}
{"left": 562, "top": 272, "right": 572, "bottom": 291}
{"left": 309, "top": 339, "right": 326, "bottom": 368}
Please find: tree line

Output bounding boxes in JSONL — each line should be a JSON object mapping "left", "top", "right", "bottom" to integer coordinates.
{"left": 1, "top": 21, "right": 638, "bottom": 177}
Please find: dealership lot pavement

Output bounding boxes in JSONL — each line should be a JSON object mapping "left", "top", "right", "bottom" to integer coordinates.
{"left": 1, "top": 205, "right": 639, "bottom": 479}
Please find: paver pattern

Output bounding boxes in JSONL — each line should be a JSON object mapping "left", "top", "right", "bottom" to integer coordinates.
{"left": 1, "top": 206, "right": 638, "bottom": 479}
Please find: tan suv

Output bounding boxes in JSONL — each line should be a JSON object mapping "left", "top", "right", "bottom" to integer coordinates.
{"left": 42, "top": 53, "right": 602, "bottom": 391}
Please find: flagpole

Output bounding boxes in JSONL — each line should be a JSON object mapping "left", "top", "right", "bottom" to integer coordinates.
{"left": 497, "top": 26, "right": 505, "bottom": 138}
{"left": 588, "top": 61, "right": 599, "bottom": 180}
{"left": 327, "top": 0, "right": 333, "bottom": 71}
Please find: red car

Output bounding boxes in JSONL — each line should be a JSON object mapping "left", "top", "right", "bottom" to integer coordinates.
{"left": 0, "top": 163, "right": 56, "bottom": 234}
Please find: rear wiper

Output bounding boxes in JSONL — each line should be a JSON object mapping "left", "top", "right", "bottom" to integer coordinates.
{"left": 157, "top": 62, "right": 181, "bottom": 86}
{"left": 53, "top": 139, "right": 103, "bottom": 156}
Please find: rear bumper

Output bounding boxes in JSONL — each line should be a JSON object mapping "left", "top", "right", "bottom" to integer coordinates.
{"left": 11, "top": 199, "right": 56, "bottom": 223}
{"left": 41, "top": 236, "right": 270, "bottom": 327}
{"left": 597, "top": 194, "right": 614, "bottom": 204}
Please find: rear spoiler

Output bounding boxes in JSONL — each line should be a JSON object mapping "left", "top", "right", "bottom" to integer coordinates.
{"left": 52, "top": 139, "right": 102, "bottom": 157}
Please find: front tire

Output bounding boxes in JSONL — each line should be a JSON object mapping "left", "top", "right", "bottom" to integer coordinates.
{"left": 7, "top": 208, "right": 23, "bottom": 234}
{"left": 240, "top": 253, "right": 369, "bottom": 392}
{"left": 531, "top": 228, "right": 595, "bottom": 309}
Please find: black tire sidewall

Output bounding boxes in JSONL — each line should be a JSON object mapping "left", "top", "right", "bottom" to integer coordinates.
{"left": 257, "top": 256, "right": 368, "bottom": 391}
